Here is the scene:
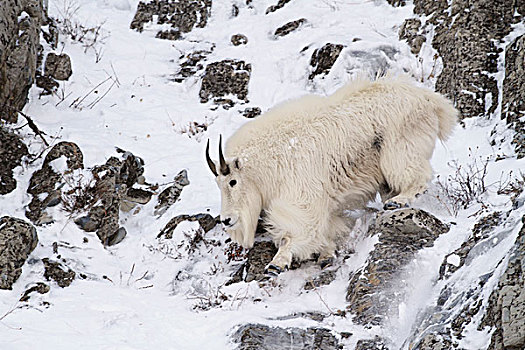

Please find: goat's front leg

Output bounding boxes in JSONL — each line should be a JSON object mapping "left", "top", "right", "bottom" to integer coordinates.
{"left": 264, "top": 236, "right": 292, "bottom": 277}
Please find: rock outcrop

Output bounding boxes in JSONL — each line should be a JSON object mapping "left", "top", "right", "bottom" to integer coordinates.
{"left": 0, "top": 216, "right": 38, "bottom": 289}
{"left": 346, "top": 209, "right": 449, "bottom": 326}
{"left": 0, "top": 127, "right": 29, "bottom": 195}
{"left": 309, "top": 43, "right": 344, "bottom": 80}
{"left": 0, "top": 0, "right": 45, "bottom": 122}
{"left": 232, "top": 324, "right": 341, "bottom": 350}
{"left": 199, "top": 60, "right": 251, "bottom": 106}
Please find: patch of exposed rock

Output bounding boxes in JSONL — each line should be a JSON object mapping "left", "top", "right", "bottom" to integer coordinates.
{"left": 0, "top": 0, "right": 45, "bottom": 122}
{"left": 241, "top": 107, "right": 261, "bottom": 119}
{"left": 398, "top": 18, "right": 425, "bottom": 55}
{"left": 265, "top": 0, "right": 292, "bottom": 14}
{"left": 309, "top": 43, "right": 344, "bottom": 80}
{"left": 401, "top": 0, "right": 523, "bottom": 119}
{"left": 502, "top": 34, "right": 525, "bottom": 159}
{"left": 480, "top": 217, "right": 525, "bottom": 350}
{"left": 44, "top": 52, "right": 72, "bottom": 81}
{"left": 20, "top": 282, "right": 50, "bottom": 301}
{"left": 154, "top": 169, "right": 190, "bottom": 216}
{"left": 199, "top": 60, "right": 251, "bottom": 105}
{"left": 157, "top": 213, "right": 218, "bottom": 239}
{"left": 346, "top": 209, "right": 449, "bottom": 326}
{"left": 172, "top": 48, "right": 214, "bottom": 83}
{"left": 354, "top": 336, "right": 388, "bottom": 350}
{"left": 439, "top": 211, "right": 503, "bottom": 279}
{"left": 26, "top": 142, "right": 84, "bottom": 225}
{"left": 0, "top": 216, "right": 38, "bottom": 289}
{"left": 130, "top": 0, "right": 212, "bottom": 40}
{"left": 274, "top": 19, "right": 306, "bottom": 38}
{"left": 42, "top": 258, "right": 75, "bottom": 288}
{"left": 231, "top": 34, "right": 248, "bottom": 46}
{"left": 0, "top": 127, "right": 29, "bottom": 195}
{"left": 232, "top": 324, "right": 341, "bottom": 350}
{"left": 227, "top": 241, "right": 277, "bottom": 284}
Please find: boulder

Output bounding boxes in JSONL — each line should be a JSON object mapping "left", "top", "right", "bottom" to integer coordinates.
{"left": 42, "top": 258, "right": 76, "bottom": 288}
{"left": 199, "top": 60, "right": 251, "bottom": 104}
{"left": 231, "top": 34, "right": 248, "bottom": 46}
{"left": 232, "top": 324, "right": 341, "bottom": 350}
{"left": 0, "top": 0, "right": 45, "bottom": 122}
{"left": 157, "top": 213, "right": 218, "bottom": 239}
{"left": 0, "top": 216, "right": 38, "bottom": 290}
{"left": 274, "top": 19, "right": 306, "bottom": 38}
{"left": 502, "top": 34, "right": 525, "bottom": 158}
{"left": 0, "top": 127, "right": 29, "bottom": 195}
{"left": 154, "top": 169, "right": 190, "bottom": 216}
{"left": 309, "top": 43, "right": 344, "bottom": 80}
{"left": 265, "top": 0, "right": 292, "bottom": 14}
{"left": 44, "top": 52, "right": 72, "bottom": 80}
{"left": 26, "top": 142, "right": 84, "bottom": 225}
{"left": 346, "top": 209, "right": 449, "bottom": 326}
{"left": 130, "top": 0, "right": 212, "bottom": 40}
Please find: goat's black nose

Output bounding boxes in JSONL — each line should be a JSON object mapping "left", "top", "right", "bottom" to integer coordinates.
{"left": 222, "top": 218, "right": 231, "bottom": 226}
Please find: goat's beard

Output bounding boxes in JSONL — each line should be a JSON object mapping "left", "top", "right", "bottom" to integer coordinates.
{"left": 227, "top": 190, "right": 261, "bottom": 249}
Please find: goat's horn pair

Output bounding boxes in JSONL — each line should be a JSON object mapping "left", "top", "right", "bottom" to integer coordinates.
{"left": 205, "top": 135, "right": 230, "bottom": 177}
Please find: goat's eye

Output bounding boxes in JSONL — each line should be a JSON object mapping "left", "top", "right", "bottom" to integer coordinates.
{"left": 229, "top": 180, "right": 237, "bottom": 187}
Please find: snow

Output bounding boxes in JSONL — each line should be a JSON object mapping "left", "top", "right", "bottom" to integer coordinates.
{"left": 1, "top": 0, "right": 524, "bottom": 349}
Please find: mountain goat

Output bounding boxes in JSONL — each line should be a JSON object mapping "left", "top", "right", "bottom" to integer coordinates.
{"left": 206, "top": 76, "right": 457, "bottom": 276}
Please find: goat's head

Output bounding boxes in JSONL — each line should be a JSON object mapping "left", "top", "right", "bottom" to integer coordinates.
{"left": 206, "top": 136, "right": 260, "bottom": 248}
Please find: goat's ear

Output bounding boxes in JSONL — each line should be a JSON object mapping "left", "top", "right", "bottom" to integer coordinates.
{"left": 233, "top": 157, "right": 242, "bottom": 170}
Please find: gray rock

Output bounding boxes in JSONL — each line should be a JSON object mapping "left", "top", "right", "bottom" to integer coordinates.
{"left": 354, "top": 336, "right": 388, "bottom": 350}
{"left": 42, "top": 258, "right": 75, "bottom": 288}
{"left": 199, "top": 60, "right": 251, "bottom": 104}
{"left": 399, "top": 18, "right": 426, "bottom": 55}
{"left": 410, "top": 333, "right": 453, "bottom": 350}
{"left": 0, "top": 216, "right": 38, "bottom": 290}
{"left": 309, "top": 43, "right": 344, "bottom": 80}
{"left": 408, "top": 0, "right": 523, "bottom": 119}
{"left": 232, "top": 324, "right": 341, "bottom": 350}
{"left": 44, "top": 52, "right": 72, "bottom": 80}
{"left": 241, "top": 107, "right": 261, "bottom": 119}
{"left": 130, "top": 0, "right": 211, "bottom": 40}
{"left": 479, "top": 217, "right": 525, "bottom": 350}
{"left": 502, "top": 34, "right": 525, "bottom": 159}
{"left": 157, "top": 213, "right": 218, "bottom": 239}
{"left": 231, "top": 34, "right": 248, "bottom": 46}
{"left": 439, "top": 212, "right": 502, "bottom": 279}
{"left": 265, "top": 0, "right": 292, "bottom": 14}
{"left": 0, "top": 0, "right": 44, "bottom": 123}
{"left": 304, "top": 269, "right": 337, "bottom": 291}
{"left": 0, "top": 127, "right": 29, "bottom": 195}
{"left": 154, "top": 169, "right": 190, "bottom": 216}
{"left": 274, "top": 19, "right": 306, "bottom": 38}
{"left": 346, "top": 209, "right": 449, "bottom": 326}
{"left": 26, "top": 142, "right": 84, "bottom": 225}
{"left": 19, "top": 282, "right": 50, "bottom": 301}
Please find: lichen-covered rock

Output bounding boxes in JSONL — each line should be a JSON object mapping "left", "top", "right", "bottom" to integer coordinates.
{"left": 157, "top": 213, "right": 218, "bottom": 239}
{"left": 0, "top": 216, "right": 38, "bottom": 290}
{"left": 0, "top": 127, "right": 29, "bottom": 195}
{"left": 408, "top": 0, "right": 523, "bottom": 119}
{"left": 42, "top": 258, "right": 76, "bottom": 288}
{"left": 26, "top": 142, "right": 84, "bottom": 225}
{"left": 0, "top": 0, "right": 45, "bottom": 122}
{"left": 232, "top": 324, "right": 341, "bottom": 350}
{"left": 130, "top": 0, "right": 211, "bottom": 40}
{"left": 199, "top": 60, "right": 251, "bottom": 104}
{"left": 231, "top": 34, "right": 248, "bottom": 46}
{"left": 154, "top": 169, "right": 190, "bottom": 216}
{"left": 274, "top": 19, "right": 306, "bottom": 38}
{"left": 479, "top": 218, "right": 525, "bottom": 350}
{"left": 309, "top": 43, "right": 344, "bottom": 80}
{"left": 44, "top": 52, "right": 72, "bottom": 80}
{"left": 346, "top": 209, "right": 449, "bottom": 326}
{"left": 502, "top": 34, "right": 525, "bottom": 159}
{"left": 398, "top": 18, "right": 426, "bottom": 55}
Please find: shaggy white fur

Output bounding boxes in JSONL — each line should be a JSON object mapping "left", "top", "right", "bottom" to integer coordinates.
{"left": 208, "top": 76, "right": 457, "bottom": 273}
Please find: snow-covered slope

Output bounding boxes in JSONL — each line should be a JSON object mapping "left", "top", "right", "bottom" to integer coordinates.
{"left": 1, "top": 0, "right": 523, "bottom": 349}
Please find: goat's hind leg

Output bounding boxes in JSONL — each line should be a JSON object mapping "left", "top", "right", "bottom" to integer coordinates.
{"left": 264, "top": 235, "right": 293, "bottom": 277}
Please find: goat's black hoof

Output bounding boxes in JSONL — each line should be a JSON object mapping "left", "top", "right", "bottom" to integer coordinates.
{"left": 264, "top": 264, "right": 284, "bottom": 277}
{"left": 319, "top": 257, "right": 334, "bottom": 270}
{"left": 383, "top": 201, "right": 408, "bottom": 210}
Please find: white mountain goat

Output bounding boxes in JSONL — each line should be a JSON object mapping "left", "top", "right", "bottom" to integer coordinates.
{"left": 206, "top": 76, "right": 457, "bottom": 276}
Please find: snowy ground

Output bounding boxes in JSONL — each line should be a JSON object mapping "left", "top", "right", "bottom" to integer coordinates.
{"left": 1, "top": 0, "right": 524, "bottom": 349}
